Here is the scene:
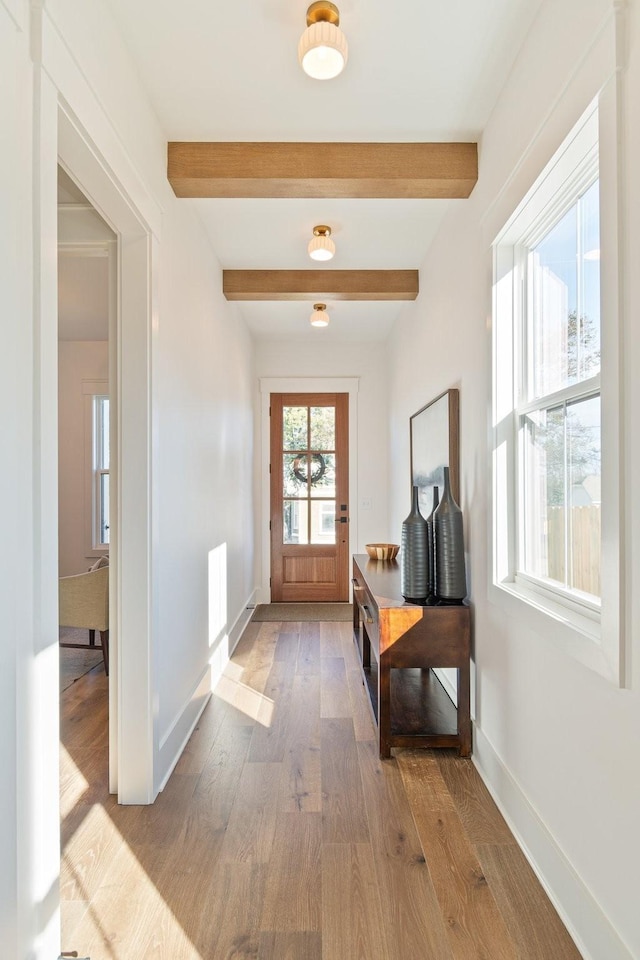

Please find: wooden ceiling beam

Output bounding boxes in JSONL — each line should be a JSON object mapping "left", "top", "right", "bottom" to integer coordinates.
{"left": 222, "top": 269, "right": 419, "bottom": 302}
{"left": 168, "top": 142, "right": 477, "bottom": 199}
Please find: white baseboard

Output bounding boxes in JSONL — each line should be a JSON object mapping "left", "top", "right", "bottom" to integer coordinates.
{"left": 155, "top": 589, "right": 258, "bottom": 794}
{"left": 156, "top": 666, "right": 211, "bottom": 794}
{"left": 228, "top": 588, "right": 258, "bottom": 657}
{"left": 473, "top": 725, "right": 634, "bottom": 960}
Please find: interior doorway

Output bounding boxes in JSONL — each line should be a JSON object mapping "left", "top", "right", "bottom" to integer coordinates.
{"left": 58, "top": 103, "right": 157, "bottom": 804}
{"left": 57, "top": 162, "right": 116, "bottom": 746}
{"left": 270, "top": 392, "right": 349, "bottom": 601}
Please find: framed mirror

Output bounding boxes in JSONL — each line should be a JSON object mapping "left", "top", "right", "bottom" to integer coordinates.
{"left": 410, "top": 388, "right": 460, "bottom": 516}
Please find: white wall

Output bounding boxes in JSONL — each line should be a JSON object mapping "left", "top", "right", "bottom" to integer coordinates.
{"left": 58, "top": 340, "right": 108, "bottom": 576}
{"left": 388, "top": 2, "right": 640, "bottom": 959}
{"left": 155, "top": 204, "right": 255, "bottom": 746}
{"left": 44, "top": 0, "right": 256, "bottom": 790}
{"left": 254, "top": 338, "right": 392, "bottom": 589}
{"left": 1, "top": 0, "right": 256, "bottom": 954}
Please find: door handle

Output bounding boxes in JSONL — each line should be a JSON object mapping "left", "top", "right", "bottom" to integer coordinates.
{"left": 334, "top": 517, "right": 349, "bottom": 523}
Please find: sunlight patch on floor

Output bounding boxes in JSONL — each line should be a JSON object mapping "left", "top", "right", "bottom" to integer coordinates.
{"left": 213, "top": 661, "right": 274, "bottom": 726}
{"left": 61, "top": 802, "right": 201, "bottom": 959}
{"left": 59, "top": 745, "right": 90, "bottom": 820}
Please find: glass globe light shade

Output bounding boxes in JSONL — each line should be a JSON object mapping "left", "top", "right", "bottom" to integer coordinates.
{"left": 298, "top": 22, "right": 348, "bottom": 80}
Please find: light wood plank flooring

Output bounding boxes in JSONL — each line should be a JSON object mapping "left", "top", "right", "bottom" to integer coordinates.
{"left": 60, "top": 619, "right": 583, "bottom": 959}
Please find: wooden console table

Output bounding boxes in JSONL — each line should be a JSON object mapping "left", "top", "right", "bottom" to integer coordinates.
{"left": 352, "top": 554, "right": 471, "bottom": 758}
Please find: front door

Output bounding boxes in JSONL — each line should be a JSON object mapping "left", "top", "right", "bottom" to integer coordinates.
{"left": 270, "top": 393, "right": 349, "bottom": 601}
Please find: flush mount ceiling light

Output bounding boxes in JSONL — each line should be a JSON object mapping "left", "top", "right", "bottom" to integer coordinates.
{"left": 298, "top": 2, "right": 348, "bottom": 80}
{"left": 308, "top": 225, "right": 336, "bottom": 261}
{"left": 310, "top": 303, "right": 330, "bottom": 327}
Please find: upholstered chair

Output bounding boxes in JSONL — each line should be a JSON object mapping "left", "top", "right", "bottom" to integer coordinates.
{"left": 59, "top": 565, "right": 109, "bottom": 675}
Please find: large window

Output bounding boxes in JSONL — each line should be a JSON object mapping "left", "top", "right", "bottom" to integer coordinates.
{"left": 491, "top": 98, "right": 625, "bottom": 681}
{"left": 519, "top": 179, "right": 601, "bottom": 605}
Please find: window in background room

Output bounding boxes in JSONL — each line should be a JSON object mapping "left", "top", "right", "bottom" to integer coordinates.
{"left": 93, "top": 394, "right": 110, "bottom": 548}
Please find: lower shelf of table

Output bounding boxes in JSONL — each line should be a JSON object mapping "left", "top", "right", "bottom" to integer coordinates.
{"left": 362, "top": 663, "right": 458, "bottom": 740}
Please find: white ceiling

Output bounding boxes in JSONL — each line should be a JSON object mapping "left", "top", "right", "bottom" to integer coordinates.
{"left": 102, "top": 1, "right": 542, "bottom": 341}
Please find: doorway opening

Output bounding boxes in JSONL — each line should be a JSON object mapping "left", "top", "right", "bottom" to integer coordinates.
{"left": 259, "top": 377, "right": 359, "bottom": 605}
{"left": 57, "top": 161, "right": 115, "bottom": 720}
{"left": 57, "top": 102, "right": 156, "bottom": 805}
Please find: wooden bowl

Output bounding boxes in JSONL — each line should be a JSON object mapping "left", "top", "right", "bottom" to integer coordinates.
{"left": 365, "top": 543, "right": 400, "bottom": 561}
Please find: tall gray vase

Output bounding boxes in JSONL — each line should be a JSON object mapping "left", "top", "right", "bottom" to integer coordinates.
{"left": 434, "top": 467, "right": 466, "bottom": 602}
{"left": 401, "top": 485, "right": 428, "bottom": 603}
{"left": 426, "top": 485, "right": 439, "bottom": 600}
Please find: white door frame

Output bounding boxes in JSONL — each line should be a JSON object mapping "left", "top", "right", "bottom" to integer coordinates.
{"left": 57, "top": 105, "right": 158, "bottom": 803}
{"left": 259, "top": 377, "right": 360, "bottom": 603}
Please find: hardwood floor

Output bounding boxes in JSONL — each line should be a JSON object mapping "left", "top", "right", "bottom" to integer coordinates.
{"left": 60, "top": 619, "right": 583, "bottom": 959}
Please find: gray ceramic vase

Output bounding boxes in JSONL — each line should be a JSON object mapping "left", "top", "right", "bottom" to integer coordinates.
{"left": 426, "top": 485, "right": 439, "bottom": 600}
{"left": 434, "top": 467, "right": 466, "bottom": 602}
{"left": 401, "top": 485, "right": 428, "bottom": 603}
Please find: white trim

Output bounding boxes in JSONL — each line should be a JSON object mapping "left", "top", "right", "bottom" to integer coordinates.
{"left": 32, "top": 61, "right": 62, "bottom": 960}
{"left": 473, "top": 725, "right": 636, "bottom": 960}
{"left": 106, "top": 230, "right": 119, "bottom": 793}
{"left": 57, "top": 202, "right": 94, "bottom": 212}
{"left": 42, "top": 8, "right": 163, "bottom": 239}
{"left": 488, "top": 579, "right": 617, "bottom": 681}
{"left": 116, "top": 229, "right": 155, "bottom": 803}
{"left": 228, "top": 588, "right": 258, "bottom": 656}
{"left": 81, "top": 378, "right": 108, "bottom": 395}
{"left": 517, "top": 374, "right": 601, "bottom": 417}
{"left": 58, "top": 242, "right": 113, "bottom": 258}
{"left": 491, "top": 83, "right": 625, "bottom": 686}
{"left": 481, "top": 6, "right": 619, "bottom": 243}
{"left": 598, "top": 16, "right": 627, "bottom": 685}
{"left": 157, "top": 670, "right": 212, "bottom": 793}
{"left": 496, "top": 106, "right": 600, "bottom": 247}
{"left": 514, "top": 570, "right": 600, "bottom": 619}
{"left": 58, "top": 106, "right": 157, "bottom": 804}
{"left": 155, "top": 587, "right": 256, "bottom": 793}
{"left": 258, "top": 377, "right": 360, "bottom": 604}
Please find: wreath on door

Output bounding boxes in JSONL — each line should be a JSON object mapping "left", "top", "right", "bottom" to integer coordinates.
{"left": 292, "top": 453, "right": 326, "bottom": 485}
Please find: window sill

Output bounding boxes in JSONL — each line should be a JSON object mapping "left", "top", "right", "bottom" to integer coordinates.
{"left": 490, "top": 578, "right": 619, "bottom": 684}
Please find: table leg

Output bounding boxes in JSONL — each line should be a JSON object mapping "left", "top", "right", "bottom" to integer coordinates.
{"left": 378, "top": 657, "right": 391, "bottom": 758}
{"left": 457, "top": 663, "right": 471, "bottom": 757}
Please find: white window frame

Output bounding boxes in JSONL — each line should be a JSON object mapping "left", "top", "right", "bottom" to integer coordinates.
{"left": 515, "top": 169, "right": 601, "bottom": 612}
{"left": 82, "top": 379, "right": 109, "bottom": 558}
{"left": 93, "top": 394, "right": 110, "bottom": 549}
{"left": 491, "top": 97, "right": 625, "bottom": 685}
